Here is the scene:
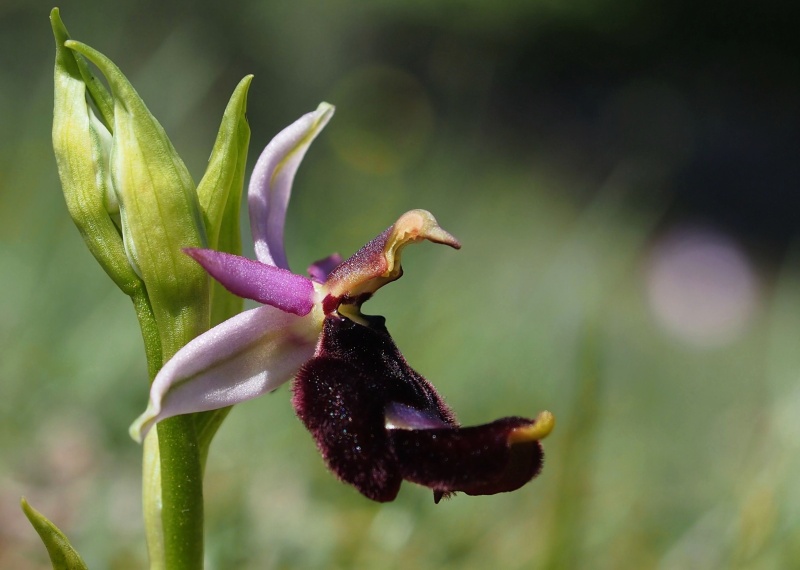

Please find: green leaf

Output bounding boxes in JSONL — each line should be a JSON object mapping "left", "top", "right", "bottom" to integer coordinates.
{"left": 21, "top": 498, "right": 88, "bottom": 570}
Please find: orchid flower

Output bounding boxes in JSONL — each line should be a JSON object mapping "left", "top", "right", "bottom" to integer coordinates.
{"left": 131, "top": 103, "right": 554, "bottom": 502}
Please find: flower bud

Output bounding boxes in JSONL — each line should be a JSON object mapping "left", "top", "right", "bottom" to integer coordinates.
{"left": 64, "top": 40, "right": 210, "bottom": 355}
{"left": 51, "top": 8, "right": 140, "bottom": 295}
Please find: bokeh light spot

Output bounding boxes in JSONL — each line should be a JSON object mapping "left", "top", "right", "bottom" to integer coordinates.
{"left": 646, "top": 225, "right": 760, "bottom": 347}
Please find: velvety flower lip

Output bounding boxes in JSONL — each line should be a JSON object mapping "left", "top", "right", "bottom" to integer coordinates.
{"left": 294, "top": 315, "right": 554, "bottom": 503}
{"left": 391, "top": 416, "right": 551, "bottom": 503}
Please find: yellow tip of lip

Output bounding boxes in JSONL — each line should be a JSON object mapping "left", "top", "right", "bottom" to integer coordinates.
{"left": 508, "top": 410, "right": 555, "bottom": 444}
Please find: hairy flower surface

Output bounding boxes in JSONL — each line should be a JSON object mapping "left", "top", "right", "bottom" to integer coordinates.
{"left": 131, "top": 104, "right": 554, "bottom": 502}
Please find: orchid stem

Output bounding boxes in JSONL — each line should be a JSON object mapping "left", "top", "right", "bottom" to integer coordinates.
{"left": 131, "top": 288, "right": 163, "bottom": 381}
{"left": 158, "top": 415, "right": 204, "bottom": 570}
{"left": 132, "top": 288, "right": 204, "bottom": 569}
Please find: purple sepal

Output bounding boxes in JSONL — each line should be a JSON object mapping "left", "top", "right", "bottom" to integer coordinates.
{"left": 184, "top": 248, "right": 315, "bottom": 316}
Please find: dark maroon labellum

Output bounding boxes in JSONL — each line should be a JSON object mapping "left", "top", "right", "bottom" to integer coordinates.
{"left": 292, "top": 315, "right": 546, "bottom": 503}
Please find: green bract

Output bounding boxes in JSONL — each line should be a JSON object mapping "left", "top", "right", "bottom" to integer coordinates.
{"left": 196, "top": 75, "right": 252, "bottom": 328}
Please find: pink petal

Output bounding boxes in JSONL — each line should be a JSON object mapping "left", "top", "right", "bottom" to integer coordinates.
{"left": 184, "top": 248, "right": 315, "bottom": 316}
{"left": 130, "top": 305, "right": 320, "bottom": 442}
{"left": 248, "top": 103, "right": 334, "bottom": 269}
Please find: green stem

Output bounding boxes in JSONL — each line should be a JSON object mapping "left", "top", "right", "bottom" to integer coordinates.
{"left": 132, "top": 288, "right": 204, "bottom": 569}
{"left": 132, "top": 288, "right": 162, "bottom": 381}
{"left": 157, "top": 415, "right": 204, "bottom": 570}
{"left": 132, "top": 289, "right": 167, "bottom": 569}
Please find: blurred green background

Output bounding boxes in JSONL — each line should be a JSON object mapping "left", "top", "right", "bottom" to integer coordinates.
{"left": 2, "top": 0, "right": 799, "bottom": 568}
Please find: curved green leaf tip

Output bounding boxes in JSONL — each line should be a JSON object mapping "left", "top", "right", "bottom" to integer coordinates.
{"left": 21, "top": 497, "right": 88, "bottom": 570}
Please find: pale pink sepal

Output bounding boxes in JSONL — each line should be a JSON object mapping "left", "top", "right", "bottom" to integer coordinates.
{"left": 184, "top": 248, "right": 315, "bottom": 316}
{"left": 129, "top": 305, "right": 319, "bottom": 442}
{"left": 248, "top": 102, "right": 334, "bottom": 269}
